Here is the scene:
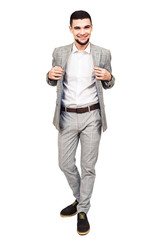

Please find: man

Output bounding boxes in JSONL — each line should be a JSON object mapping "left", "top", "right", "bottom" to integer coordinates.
{"left": 46, "top": 10, "right": 115, "bottom": 235}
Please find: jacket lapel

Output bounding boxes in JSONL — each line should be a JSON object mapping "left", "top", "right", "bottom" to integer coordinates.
{"left": 90, "top": 43, "right": 103, "bottom": 92}
{"left": 91, "top": 43, "right": 101, "bottom": 67}
{"left": 61, "top": 44, "right": 73, "bottom": 70}
{"left": 61, "top": 43, "right": 100, "bottom": 69}
{"left": 57, "top": 44, "right": 72, "bottom": 88}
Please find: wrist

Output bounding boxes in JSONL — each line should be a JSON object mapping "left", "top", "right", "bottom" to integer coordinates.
{"left": 105, "top": 73, "right": 112, "bottom": 81}
{"left": 108, "top": 73, "right": 112, "bottom": 81}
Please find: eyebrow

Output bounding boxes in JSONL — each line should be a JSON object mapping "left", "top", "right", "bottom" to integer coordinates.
{"left": 73, "top": 25, "right": 91, "bottom": 29}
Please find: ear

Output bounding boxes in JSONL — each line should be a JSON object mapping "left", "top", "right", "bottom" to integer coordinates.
{"left": 69, "top": 26, "right": 72, "bottom": 33}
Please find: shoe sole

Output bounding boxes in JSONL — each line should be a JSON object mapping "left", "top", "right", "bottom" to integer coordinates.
{"left": 60, "top": 211, "right": 78, "bottom": 217}
{"left": 77, "top": 229, "right": 90, "bottom": 235}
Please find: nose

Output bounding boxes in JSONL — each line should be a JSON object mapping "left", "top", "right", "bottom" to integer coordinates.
{"left": 80, "top": 28, "right": 85, "bottom": 35}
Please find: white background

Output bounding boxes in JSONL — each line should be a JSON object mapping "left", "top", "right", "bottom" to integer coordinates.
{"left": 0, "top": 0, "right": 160, "bottom": 239}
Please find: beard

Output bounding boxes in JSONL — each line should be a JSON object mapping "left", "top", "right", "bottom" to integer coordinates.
{"left": 75, "top": 38, "right": 90, "bottom": 46}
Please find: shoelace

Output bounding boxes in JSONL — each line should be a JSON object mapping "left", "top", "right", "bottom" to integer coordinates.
{"left": 72, "top": 200, "right": 78, "bottom": 206}
{"left": 79, "top": 213, "right": 86, "bottom": 220}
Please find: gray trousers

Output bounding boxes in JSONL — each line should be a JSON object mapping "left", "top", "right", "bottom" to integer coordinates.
{"left": 58, "top": 108, "right": 102, "bottom": 214}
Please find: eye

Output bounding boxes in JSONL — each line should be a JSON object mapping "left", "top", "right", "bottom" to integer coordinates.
{"left": 84, "top": 25, "right": 91, "bottom": 29}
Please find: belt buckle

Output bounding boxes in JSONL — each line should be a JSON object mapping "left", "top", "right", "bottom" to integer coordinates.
{"left": 88, "top": 106, "right": 91, "bottom": 112}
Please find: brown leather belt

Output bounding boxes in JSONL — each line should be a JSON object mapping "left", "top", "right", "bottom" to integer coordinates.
{"left": 61, "top": 103, "right": 100, "bottom": 114}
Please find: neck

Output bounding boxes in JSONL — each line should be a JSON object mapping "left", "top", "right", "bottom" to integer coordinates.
{"left": 74, "top": 40, "right": 90, "bottom": 51}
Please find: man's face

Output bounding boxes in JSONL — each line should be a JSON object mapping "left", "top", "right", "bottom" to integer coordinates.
{"left": 69, "top": 18, "right": 93, "bottom": 45}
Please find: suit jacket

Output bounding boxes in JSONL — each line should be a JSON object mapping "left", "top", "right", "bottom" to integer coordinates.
{"left": 46, "top": 43, "right": 115, "bottom": 132}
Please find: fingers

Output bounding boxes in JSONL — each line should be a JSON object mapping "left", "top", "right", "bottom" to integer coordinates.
{"left": 95, "top": 76, "right": 103, "bottom": 80}
{"left": 48, "top": 66, "right": 64, "bottom": 80}
{"left": 51, "top": 66, "right": 64, "bottom": 74}
{"left": 54, "top": 66, "right": 64, "bottom": 72}
{"left": 95, "top": 75, "right": 103, "bottom": 79}
{"left": 94, "top": 67, "right": 103, "bottom": 75}
{"left": 94, "top": 67, "right": 111, "bottom": 81}
{"left": 94, "top": 67, "right": 107, "bottom": 80}
{"left": 94, "top": 67, "right": 103, "bottom": 72}
{"left": 94, "top": 71, "right": 103, "bottom": 76}
{"left": 94, "top": 68, "right": 103, "bottom": 78}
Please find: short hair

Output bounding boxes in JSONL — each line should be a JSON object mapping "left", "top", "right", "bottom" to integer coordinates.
{"left": 70, "top": 10, "right": 92, "bottom": 26}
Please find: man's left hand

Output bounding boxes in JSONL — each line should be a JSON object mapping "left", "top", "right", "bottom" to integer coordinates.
{"left": 94, "top": 67, "right": 112, "bottom": 81}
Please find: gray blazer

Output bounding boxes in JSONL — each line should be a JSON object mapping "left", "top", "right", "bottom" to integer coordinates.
{"left": 46, "top": 43, "right": 115, "bottom": 132}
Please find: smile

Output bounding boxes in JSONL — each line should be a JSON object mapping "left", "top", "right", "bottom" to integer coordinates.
{"left": 78, "top": 36, "right": 88, "bottom": 40}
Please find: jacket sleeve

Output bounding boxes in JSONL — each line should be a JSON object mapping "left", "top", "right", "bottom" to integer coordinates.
{"left": 46, "top": 48, "right": 58, "bottom": 86}
{"left": 101, "top": 50, "right": 115, "bottom": 89}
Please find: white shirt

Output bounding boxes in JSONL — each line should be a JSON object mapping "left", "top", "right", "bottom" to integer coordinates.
{"left": 61, "top": 43, "right": 99, "bottom": 108}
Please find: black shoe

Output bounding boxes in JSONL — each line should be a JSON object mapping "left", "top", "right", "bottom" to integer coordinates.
{"left": 60, "top": 200, "right": 78, "bottom": 217}
{"left": 77, "top": 212, "right": 90, "bottom": 235}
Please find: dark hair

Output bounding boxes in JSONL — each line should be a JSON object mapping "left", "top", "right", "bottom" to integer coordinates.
{"left": 70, "top": 10, "right": 92, "bottom": 26}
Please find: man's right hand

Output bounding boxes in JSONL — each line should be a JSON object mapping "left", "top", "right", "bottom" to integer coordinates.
{"left": 48, "top": 66, "right": 64, "bottom": 80}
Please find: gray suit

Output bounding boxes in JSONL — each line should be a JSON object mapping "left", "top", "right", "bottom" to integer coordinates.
{"left": 47, "top": 43, "right": 115, "bottom": 132}
{"left": 47, "top": 43, "right": 115, "bottom": 213}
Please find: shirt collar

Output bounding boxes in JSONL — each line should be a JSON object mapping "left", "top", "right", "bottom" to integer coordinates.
{"left": 72, "top": 43, "right": 91, "bottom": 54}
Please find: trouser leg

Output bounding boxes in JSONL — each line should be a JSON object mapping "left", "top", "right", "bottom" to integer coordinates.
{"left": 77, "top": 109, "right": 102, "bottom": 214}
{"left": 58, "top": 112, "right": 81, "bottom": 201}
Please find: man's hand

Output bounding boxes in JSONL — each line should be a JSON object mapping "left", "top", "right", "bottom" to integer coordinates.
{"left": 94, "top": 67, "right": 112, "bottom": 81}
{"left": 48, "top": 66, "right": 64, "bottom": 80}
